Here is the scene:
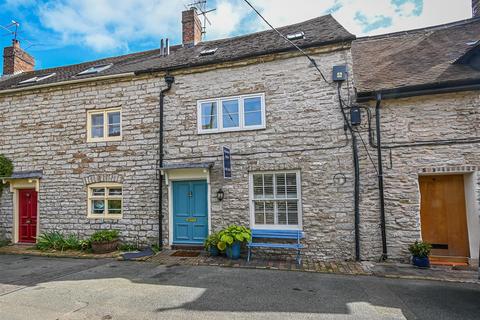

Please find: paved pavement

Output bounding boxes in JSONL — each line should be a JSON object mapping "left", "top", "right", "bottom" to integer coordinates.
{"left": 0, "top": 254, "right": 479, "bottom": 320}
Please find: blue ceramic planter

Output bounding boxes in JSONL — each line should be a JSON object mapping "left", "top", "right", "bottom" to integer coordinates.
{"left": 209, "top": 246, "right": 219, "bottom": 256}
{"left": 412, "top": 256, "right": 430, "bottom": 268}
{"left": 226, "top": 242, "right": 241, "bottom": 260}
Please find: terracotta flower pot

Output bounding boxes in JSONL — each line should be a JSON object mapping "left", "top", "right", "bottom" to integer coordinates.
{"left": 91, "top": 240, "right": 118, "bottom": 254}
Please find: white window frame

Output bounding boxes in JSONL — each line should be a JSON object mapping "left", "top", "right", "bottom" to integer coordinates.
{"left": 87, "top": 183, "right": 123, "bottom": 219}
{"left": 87, "top": 108, "right": 122, "bottom": 142}
{"left": 248, "top": 170, "right": 303, "bottom": 230}
{"left": 197, "top": 93, "right": 266, "bottom": 134}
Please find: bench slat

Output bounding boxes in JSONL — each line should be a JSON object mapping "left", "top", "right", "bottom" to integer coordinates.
{"left": 247, "top": 243, "right": 304, "bottom": 249}
{"left": 251, "top": 229, "right": 304, "bottom": 240}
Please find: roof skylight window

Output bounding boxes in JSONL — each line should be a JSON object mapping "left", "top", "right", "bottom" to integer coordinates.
{"left": 18, "top": 73, "right": 56, "bottom": 85}
{"left": 199, "top": 48, "right": 218, "bottom": 56}
{"left": 286, "top": 31, "right": 305, "bottom": 41}
{"left": 77, "top": 64, "right": 113, "bottom": 76}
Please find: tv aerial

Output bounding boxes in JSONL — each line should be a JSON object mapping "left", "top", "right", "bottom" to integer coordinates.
{"left": 0, "top": 20, "right": 35, "bottom": 49}
{"left": 186, "top": 0, "right": 216, "bottom": 38}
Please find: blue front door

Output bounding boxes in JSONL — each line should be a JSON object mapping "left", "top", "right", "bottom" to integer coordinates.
{"left": 173, "top": 180, "right": 208, "bottom": 244}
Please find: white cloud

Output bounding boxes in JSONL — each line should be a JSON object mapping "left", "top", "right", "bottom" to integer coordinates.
{"left": 206, "top": 1, "right": 250, "bottom": 39}
{"left": 3, "top": 0, "right": 474, "bottom": 53}
{"left": 37, "top": 0, "right": 185, "bottom": 52}
{"left": 224, "top": 0, "right": 473, "bottom": 36}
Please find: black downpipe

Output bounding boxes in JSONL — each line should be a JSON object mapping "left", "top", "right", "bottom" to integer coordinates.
{"left": 337, "top": 83, "right": 361, "bottom": 261}
{"left": 158, "top": 75, "right": 175, "bottom": 249}
{"left": 375, "top": 93, "right": 388, "bottom": 260}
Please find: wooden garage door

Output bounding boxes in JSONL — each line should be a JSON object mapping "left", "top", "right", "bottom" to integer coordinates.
{"left": 419, "top": 175, "right": 470, "bottom": 258}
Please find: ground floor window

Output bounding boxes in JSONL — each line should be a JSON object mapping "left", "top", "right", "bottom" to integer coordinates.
{"left": 249, "top": 171, "right": 302, "bottom": 229}
{"left": 87, "top": 183, "right": 123, "bottom": 219}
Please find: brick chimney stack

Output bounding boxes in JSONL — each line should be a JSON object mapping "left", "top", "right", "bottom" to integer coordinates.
{"left": 473, "top": 0, "right": 479, "bottom": 17}
{"left": 182, "top": 8, "right": 202, "bottom": 47}
{"left": 3, "top": 39, "right": 35, "bottom": 75}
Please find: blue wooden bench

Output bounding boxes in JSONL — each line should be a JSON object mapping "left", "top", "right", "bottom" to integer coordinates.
{"left": 247, "top": 229, "right": 305, "bottom": 265}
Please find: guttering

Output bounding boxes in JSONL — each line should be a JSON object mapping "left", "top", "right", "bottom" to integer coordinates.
{"left": 375, "top": 93, "right": 388, "bottom": 261}
{"left": 158, "top": 74, "right": 175, "bottom": 249}
{"left": 0, "top": 72, "right": 136, "bottom": 95}
{"left": 356, "top": 79, "right": 480, "bottom": 102}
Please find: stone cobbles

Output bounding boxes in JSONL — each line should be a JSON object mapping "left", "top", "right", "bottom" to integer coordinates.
{"left": 148, "top": 249, "right": 371, "bottom": 275}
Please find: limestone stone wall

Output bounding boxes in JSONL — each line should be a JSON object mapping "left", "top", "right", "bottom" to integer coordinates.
{"left": 3, "top": 45, "right": 474, "bottom": 262}
{"left": 358, "top": 91, "right": 480, "bottom": 261}
{"left": 0, "top": 76, "right": 161, "bottom": 245}
{"left": 162, "top": 48, "right": 359, "bottom": 260}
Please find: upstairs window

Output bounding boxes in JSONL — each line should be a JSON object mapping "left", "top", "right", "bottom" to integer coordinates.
{"left": 87, "top": 108, "right": 122, "bottom": 142}
{"left": 197, "top": 93, "right": 265, "bottom": 133}
{"left": 286, "top": 31, "right": 305, "bottom": 41}
{"left": 199, "top": 48, "right": 218, "bottom": 56}
{"left": 19, "top": 73, "right": 56, "bottom": 85}
{"left": 77, "top": 64, "right": 112, "bottom": 76}
{"left": 87, "top": 183, "right": 123, "bottom": 219}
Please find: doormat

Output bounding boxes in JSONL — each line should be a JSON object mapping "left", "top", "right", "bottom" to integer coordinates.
{"left": 171, "top": 251, "right": 201, "bottom": 257}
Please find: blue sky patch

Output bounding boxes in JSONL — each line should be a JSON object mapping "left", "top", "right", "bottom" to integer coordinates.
{"left": 354, "top": 12, "right": 393, "bottom": 33}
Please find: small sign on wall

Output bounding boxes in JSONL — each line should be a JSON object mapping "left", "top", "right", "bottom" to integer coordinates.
{"left": 223, "top": 146, "right": 232, "bottom": 179}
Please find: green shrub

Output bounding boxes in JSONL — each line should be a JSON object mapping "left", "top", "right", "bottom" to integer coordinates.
{"left": 0, "top": 239, "right": 10, "bottom": 248}
{"left": 90, "top": 230, "right": 120, "bottom": 243}
{"left": 204, "top": 232, "right": 220, "bottom": 251}
{"left": 216, "top": 225, "right": 251, "bottom": 251}
{"left": 79, "top": 239, "right": 92, "bottom": 251}
{"left": 151, "top": 244, "right": 160, "bottom": 254}
{"left": 0, "top": 155, "right": 13, "bottom": 197}
{"left": 408, "top": 240, "right": 432, "bottom": 258}
{"left": 36, "top": 231, "right": 83, "bottom": 251}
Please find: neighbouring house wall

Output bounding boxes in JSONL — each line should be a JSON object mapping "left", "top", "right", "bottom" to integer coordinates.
{"left": 359, "top": 91, "right": 480, "bottom": 261}
{"left": 162, "top": 48, "right": 359, "bottom": 260}
{"left": 0, "top": 76, "right": 161, "bottom": 245}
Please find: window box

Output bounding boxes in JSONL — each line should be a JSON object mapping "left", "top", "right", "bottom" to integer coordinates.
{"left": 197, "top": 93, "right": 266, "bottom": 134}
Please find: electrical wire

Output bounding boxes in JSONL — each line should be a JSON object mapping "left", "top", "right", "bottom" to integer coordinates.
{"left": 242, "top": 0, "right": 328, "bottom": 82}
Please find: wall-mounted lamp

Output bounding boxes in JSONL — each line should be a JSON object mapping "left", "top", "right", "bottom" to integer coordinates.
{"left": 216, "top": 188, "right": 224, "bottom": 201}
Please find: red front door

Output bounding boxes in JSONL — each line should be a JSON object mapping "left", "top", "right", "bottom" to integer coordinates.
{"left": 18, "top": 189, "right": 38, "bottom": 243}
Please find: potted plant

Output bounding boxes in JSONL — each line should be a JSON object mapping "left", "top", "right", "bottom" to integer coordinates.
{"left": 90, "top": 230, "right": 120, "bottom": 253}
{"left": 204, "top": 232, "right": 220, "bottom": 256}
{"left": 217, "top": 225, "right": 251, "bottom": 260}
{"left": 408, "top": 240, "right": 432, "bottom": 268}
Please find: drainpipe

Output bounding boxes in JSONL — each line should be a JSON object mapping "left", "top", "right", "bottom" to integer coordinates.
{"left": 158, "top": 74, "right": 175, "bottom": 249}
{"left": 337, "top": 83, "right": 361, "bottom": 261}
{"left": 375, "top": 92, "right": 388, "bottom": 260}
{"left": 353, "top": 132, "right": 361, "bottom": 261}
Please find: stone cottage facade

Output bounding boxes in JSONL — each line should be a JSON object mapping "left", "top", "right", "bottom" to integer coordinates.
{"left": 0, "top": 4, "right": 479, "bottom": 264}
{"left": 352, "top": 15, "right": 480, "bottom": 264}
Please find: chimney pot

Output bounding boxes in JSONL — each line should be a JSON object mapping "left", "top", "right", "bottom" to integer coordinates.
{"left": 182, "top": 8, "right": 202, "bottom": 47}
{"left": 3, "top": 40, "right": 35, "bottom": 75}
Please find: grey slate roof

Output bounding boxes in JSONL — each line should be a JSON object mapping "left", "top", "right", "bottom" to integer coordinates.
{"left": 0, "top": 15, "right": 354, "bottom": 92}
{"left": 352, "top": 17, "right": 480, "bottom": 95}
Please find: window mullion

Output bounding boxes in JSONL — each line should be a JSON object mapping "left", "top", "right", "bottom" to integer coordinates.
{"left": 240, "top": 98, "right": 245, "bottom": 129}
{"left": 103, "top": 111, "right": 108, "bottom": 138}
{"left": 274, "top": 201, "right": 278, "bottom": 225}
{"left": 285, "top": 200, "right": 289, "bottom": 225}
{"left": 218, "top": 99, "right": 223, "bottom": 131}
